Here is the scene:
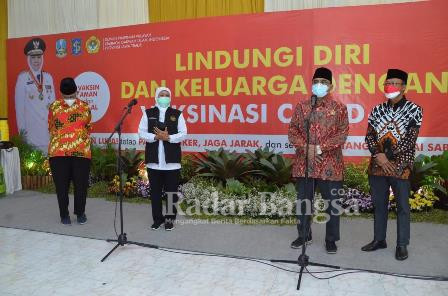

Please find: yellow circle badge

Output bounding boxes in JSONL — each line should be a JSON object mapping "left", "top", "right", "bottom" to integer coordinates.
{"left": 86, "top": 36, "right": 100, "bottom": 54}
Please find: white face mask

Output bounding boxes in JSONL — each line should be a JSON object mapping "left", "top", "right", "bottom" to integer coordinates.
{"left": 312, "top": 83, "right": 329, "bottom": 98}
{"left": 64, "top": 99, "right": 75, "bottom": 106}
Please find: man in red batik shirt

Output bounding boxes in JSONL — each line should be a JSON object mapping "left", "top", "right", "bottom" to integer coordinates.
{"left": 288, "top": 67, "right": 349, "bottom": 254}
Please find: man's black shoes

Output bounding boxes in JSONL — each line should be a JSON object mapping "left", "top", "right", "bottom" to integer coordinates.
{"left": 290, "top": 235, "right": 313, "bottom": 249}
{"left": 361, "top": 240, "right": 387, "bottom": 252}
{"left": 151, "top": 220, "right": 175, "bottom": 231}
{"left": 395, "top": 246, "right": 408, "bottom": 261}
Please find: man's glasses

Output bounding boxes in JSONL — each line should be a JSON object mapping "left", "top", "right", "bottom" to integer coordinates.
{"left": 384, "top": 82, "right": 403, "bottom": 86}
{"left": 312, "top": 79, "right": 331, "bottom": 85}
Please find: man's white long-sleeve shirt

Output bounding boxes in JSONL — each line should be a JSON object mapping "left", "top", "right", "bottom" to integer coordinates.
{"left": 138, "top": 106, "right": 187, "bottom": 170}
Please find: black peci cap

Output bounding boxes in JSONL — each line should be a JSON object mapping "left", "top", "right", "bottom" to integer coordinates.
{"left": 386, "top": 69, "right": 408, "bottom": 84}
{"left": 60, "top": 77, "right": 77, "bottom": 95}
{"left": 312, "top": 67, "right": 332, "bottom": 83}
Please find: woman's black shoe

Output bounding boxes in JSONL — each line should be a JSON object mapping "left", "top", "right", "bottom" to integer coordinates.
{"left": 151, "top": 221, "right": 164, "bottom": 230}
{"left": 325, "top": 241, "right": 337, "bottom": 254}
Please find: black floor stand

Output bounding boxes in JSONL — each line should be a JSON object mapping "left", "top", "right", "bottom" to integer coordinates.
{"left": 272, "top": 98, "right": 340, "bottom": 290}
{"left": 272, "top": 252, "right": 341, "bottom": 290}
{"left": 101, "top": 104, "right": 157, "bottom": 262}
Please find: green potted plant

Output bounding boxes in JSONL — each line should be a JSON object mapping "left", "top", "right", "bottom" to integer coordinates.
{"left": 11, "top": 131, "right": 51, "bottom": 190}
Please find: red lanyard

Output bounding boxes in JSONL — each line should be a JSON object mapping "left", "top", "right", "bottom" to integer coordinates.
{"left": 29, "top": 70, "right": 43, "bottom": 99}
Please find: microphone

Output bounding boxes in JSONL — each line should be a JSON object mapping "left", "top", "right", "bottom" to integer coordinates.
{"left": 305, "top": 95, "right": 318, "bottom": 129}
{"left": 127, "top": 99, "right": 138, "bottom": 107}
{"left": 310, "top": 95, "right": 317, "bottom": 107}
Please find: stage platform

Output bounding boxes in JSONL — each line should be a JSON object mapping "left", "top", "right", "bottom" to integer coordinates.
{"left": 0, "top": 190, "right": 447, "bottom": 278}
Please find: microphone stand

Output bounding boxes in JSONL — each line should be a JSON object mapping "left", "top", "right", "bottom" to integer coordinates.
{"left": 272, "top": 96, "right": 340, "bottom": 290}
{"left": 101, "top": 104, "right": 158, "bottom": 262}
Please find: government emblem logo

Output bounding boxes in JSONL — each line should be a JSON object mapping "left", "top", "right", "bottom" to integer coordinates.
{"left": 71, "top": 38, "right": 82, "bottom": 55}
{"left": 86, "top": 36, "right": 100, "bottom": 54}
{"left": 33, "top": 40, "right": 41, "bottom": 50}
{"left": 56, "top": 39, "right": 67, "bottom": 58}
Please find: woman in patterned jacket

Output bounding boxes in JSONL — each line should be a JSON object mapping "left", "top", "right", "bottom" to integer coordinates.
{"left": 48, "top": 77, "right": 92, "bottom": 225}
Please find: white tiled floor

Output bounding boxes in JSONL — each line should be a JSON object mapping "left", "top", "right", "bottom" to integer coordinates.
{"left": 0, "top": 227, "right": 447, "bottom": 296}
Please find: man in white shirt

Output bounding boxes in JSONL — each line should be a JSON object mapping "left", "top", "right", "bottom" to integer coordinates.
{"left": 15, "top": 38, "right": 55, "bottom": 152}
{"left": 138, "top": 87, "right": 187, "bottom": 231}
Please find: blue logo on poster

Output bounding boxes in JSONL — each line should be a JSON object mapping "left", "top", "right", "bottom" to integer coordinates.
{"left": 71, "top": 38, "right": 82, "bottom": 55}
{"left": 56, "top": 39, "right": 67, "bottom": 58}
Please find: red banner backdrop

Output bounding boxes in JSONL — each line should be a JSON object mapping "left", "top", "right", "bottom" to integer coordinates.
{"left": 7, "top": 0, "right": 448, "bottom": 156}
